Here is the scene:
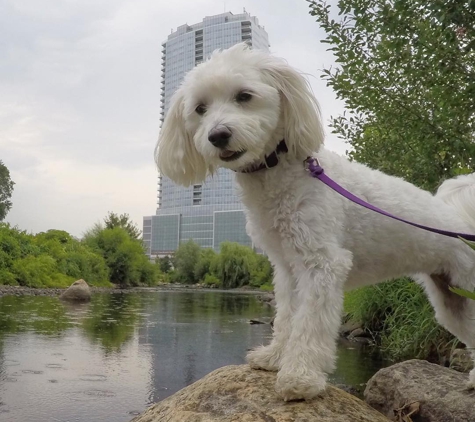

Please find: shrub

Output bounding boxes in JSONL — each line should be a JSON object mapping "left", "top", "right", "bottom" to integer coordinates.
{"left": 259, "top": 283, "right": 274, "bottom": 292}
{"left": 85, "top": 226, "right": 158, "bottom": 287}
{"left": 173, "top": 240, "right": 201, "bottom": 284}
{"left": 0, "top": 269, "right": 17, "bottom": 286}
{"left": 345, "top": 278, "right": 457, "bottom": 362}
{"left": 211, "top": 242, "right": 256, "bottom": 288}
{"left": 12, "top": 255, "right": 72, "bottom": 288}
{"left": 194, "top": 248, "right": 217, "bottom": 282}
{"left": 203, "top": 274, "right": 220, "bottom": 287}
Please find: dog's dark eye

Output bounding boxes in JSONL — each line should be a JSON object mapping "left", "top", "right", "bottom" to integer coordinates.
{"left": 236, "top": 92, "right": 252, "bottom": 103}
{"left": 195, "top": 104, "right": 207, "bottom": 115}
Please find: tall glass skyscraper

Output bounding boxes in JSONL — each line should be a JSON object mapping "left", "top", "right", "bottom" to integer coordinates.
{"left": 143, "top": 11, "right": 270, "bottom": 257}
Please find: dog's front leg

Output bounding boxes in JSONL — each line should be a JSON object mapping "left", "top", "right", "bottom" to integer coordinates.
{"left": 275, "top": 250, "right": 351, "bottom": 401}
{"left": 247, "top": 263, "right": 295, "bottom": 371}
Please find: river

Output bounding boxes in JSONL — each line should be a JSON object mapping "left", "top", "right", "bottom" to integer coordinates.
{"left": 0, "top": 290, "right": 386, "bottom": 422}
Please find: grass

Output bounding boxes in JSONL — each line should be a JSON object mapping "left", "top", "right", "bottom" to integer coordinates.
{"left": 344, "top": 278, "right": 458, "bottom": 362}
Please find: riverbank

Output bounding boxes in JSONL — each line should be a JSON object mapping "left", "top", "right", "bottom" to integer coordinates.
{"left": 0, "top": 283, "right": 266, "bottom": 298}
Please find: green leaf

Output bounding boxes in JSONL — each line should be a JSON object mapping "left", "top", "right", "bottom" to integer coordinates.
{"left": 448, "top": 286, "right": 475, "bottom": 301}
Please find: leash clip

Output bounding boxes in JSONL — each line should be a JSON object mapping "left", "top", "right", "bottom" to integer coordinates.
{"left": 304, "top": 156, "right": 320, "bottom": 172}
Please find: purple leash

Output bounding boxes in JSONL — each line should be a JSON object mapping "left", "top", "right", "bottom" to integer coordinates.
{"left": 305, "top": 157, "right": 475, "bottom": 242}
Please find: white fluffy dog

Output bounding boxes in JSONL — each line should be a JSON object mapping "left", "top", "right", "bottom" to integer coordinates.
{"left": 156, "top": 43, "right": 475, "bottom": 401}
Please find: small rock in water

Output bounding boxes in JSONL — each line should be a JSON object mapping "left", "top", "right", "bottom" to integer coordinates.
{"left": 60, "top": 279, "right": 91, "bottom": 302}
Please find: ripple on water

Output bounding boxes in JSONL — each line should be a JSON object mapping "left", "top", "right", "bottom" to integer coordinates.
{"left": 3, "top": 360, "right": 20, "bottom": 367}
{"left": 45, "top": 364, "right": 64, "bottom": 369}
{"left": 79, "top": 374, "right": 107, "bottom": 382}
{"left": 21, "top": 370, "right": 43, "bottom": 375}
{"left": 65, "top": 389, "right": 116, "bottom": 402}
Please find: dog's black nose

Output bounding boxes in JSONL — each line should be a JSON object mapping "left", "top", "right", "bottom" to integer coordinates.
{"left": 208, "top": 126, "right": 231, "bottom": 149}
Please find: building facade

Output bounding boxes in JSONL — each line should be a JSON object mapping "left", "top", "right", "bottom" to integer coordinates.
{"left": 143, "top": 11, "right": 269, "bottom": 257}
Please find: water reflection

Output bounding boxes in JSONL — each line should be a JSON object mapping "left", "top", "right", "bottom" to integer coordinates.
{"left": 0, "top": 291, "right": 273, "bottom": 422}
{"left": 81, "top": 293, "right": 144, "bottom": 353}
{"left": 0, "top": 290, "right": 386, "bottom": 422}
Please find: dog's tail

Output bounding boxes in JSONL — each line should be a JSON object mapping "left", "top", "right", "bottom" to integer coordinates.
{"left": 436, "top": 173, "right": 475, "bottom": 229}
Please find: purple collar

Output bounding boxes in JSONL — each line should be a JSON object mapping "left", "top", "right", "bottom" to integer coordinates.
{"left": 238, "top": 140, "right": 288, "bottom": 173}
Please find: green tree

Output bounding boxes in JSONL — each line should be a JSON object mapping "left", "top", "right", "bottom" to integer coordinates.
{"left": 85, "top": 226, "right": 158, "bottom": 288}
{"left": 308, "top": 0, "right": 475, "bottom": 190}
{"left": 250, "top": 253, "right": 273, "bottom": 288}
{"left": 157, "top": 255, "right": 173, "bottom": 273}
{"left": 104, "top": 212, "right": 141, "bottom": 240}
{"left": 0, "top": 161, "right": 14, "bottom": 221}
{"left": 194, "top": 248, "right": 217, "bottom": 282}
{"left": 172, "top": 240, "right": 201, "bottom": 283}
{"left": 210, "top": 242, "right": 256, "bottom": 288}
{"left": 35, "top": 229, "right": 110, "bottom": 285}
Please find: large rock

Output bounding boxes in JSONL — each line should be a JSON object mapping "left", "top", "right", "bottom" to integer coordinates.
{"left": 365, "top": 359, "right": 475, "bottom": 422}
{"left": 132, "top": 365, "right": 390, "bottom": 422}
{"left": 59, "top": 279, "right": 91, "bottom": 302}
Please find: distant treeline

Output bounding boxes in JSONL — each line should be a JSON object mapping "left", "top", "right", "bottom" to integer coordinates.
{"left": 158, "top": 240, "right": 273, "bottom": 290}
{"left": 0, "top": 217, "right": 273, "bottom": 290}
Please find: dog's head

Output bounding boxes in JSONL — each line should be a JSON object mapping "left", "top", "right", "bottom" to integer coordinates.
{"left": 156, "top": 43, "right": 324, "bottom": 186}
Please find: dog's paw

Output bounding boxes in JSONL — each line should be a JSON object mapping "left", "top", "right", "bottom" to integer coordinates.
{"left": 275, "top": 371, "right": 327, "bottom": 401}
{"left": 247, "top": 345, "right": 281, "bottom": 371}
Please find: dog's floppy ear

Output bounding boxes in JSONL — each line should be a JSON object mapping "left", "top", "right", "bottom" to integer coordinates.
{"left": 155, "top": 89, "right": 209, "bottom": 186}
{"left": 259, "top": 57, "right": 324, "bottom": 158}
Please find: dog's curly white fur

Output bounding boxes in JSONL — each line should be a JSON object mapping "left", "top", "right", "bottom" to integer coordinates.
{"left": 156, "top": 44, "right": 475, "bottom": 400}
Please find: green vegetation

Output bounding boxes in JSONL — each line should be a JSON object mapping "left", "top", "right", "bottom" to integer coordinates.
{"left": 103, "top": 212, "right": 142, "bottom": 240}
{"left": 83, "top": 226, "right": 159, "bottom": 288}
{"left": 310, "top": 0, "right": 475, "bottom": 362}
{"left": 344, "top": 280, "right": 457, "bottom": 362}
{"left": 0, "top": 161, "right": 14, "bottom": 222}
{"left": 0, "top": 218, "right": 270, "bottom": 290}
{"left": 0, "top": 224, "right": 109, "bottom": 288}
{"left": 308, "top": 0, "right": 475, "bottom": 191}
{"left": 0, "top": 217, "right": 160, "bottom": 288}
{"left": 162, "top": 240, "right": 273, "bottom": 289}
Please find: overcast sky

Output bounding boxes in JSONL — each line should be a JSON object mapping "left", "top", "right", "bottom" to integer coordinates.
{"left": 1, "top": 0, "right": 346, "bottom": 237}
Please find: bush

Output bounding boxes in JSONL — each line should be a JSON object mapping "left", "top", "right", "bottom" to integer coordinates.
{"left": 12, "top": 255, "right": 72, "bottom": 288}
{"left": 203, "top": 274, "right": 220, "bottom": 287}
{"left": 259, "top": 283, "right": 274, "bottom": 292}
{"left": 210, "top": 242, "right": 256, "bottom": 288}
{"left": 157, "top": 255, "right": 173, "bottom": 273}
{"left": 0, "top": 269, "right": 17, "bottom": 286}
{"left": 345, "top": 278, "right": 457, "bottom": 362}
{"left": 194, "top": 248, "right": 217, "bottom": 282}
{"left": 250, "top": 254, "right": 273, "bottom": 288}
{"left": 86, "top": 227, "right": 158, "bottom": 287}
{"left": 173, "top": 240, "right": 201, "bottom": 284}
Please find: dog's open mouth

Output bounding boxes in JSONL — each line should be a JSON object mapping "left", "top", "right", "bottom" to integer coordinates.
{"left": 219, "top": 149, "right": 246, "bottom": 162}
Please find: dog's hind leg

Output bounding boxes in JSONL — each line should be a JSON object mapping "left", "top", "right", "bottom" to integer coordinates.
{"left": 416, "top": 267, "right": 475, "bottom": 388}
{"left": 247, "top": 263, "right": 295, "bottom": 371}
